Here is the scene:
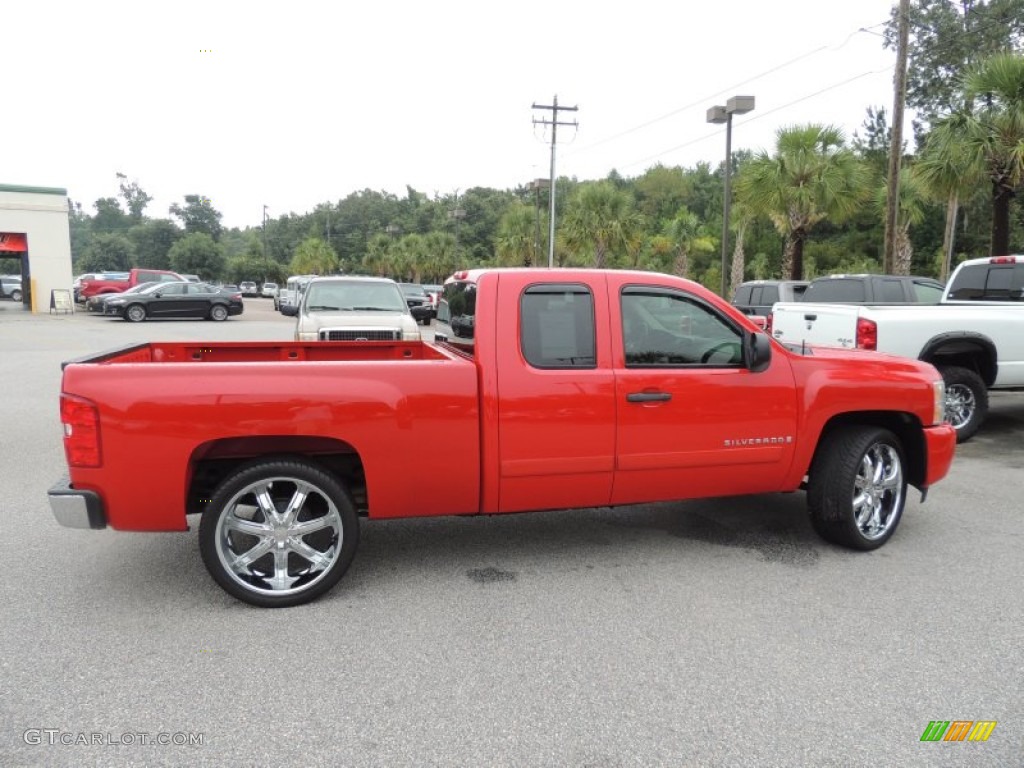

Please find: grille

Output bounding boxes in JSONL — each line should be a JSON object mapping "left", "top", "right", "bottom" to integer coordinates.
{"left": 319, "top": 328, "right": 401, "bottom": 341}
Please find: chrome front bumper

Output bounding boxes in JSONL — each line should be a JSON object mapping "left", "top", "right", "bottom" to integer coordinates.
{"left": 48, "top": 477, "right": 107, "bottom": 529}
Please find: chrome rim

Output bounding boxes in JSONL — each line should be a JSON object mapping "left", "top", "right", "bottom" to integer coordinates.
{"left": 852, "top": 443, "right": 904, "bottom": 540}
{"left": 127, "top": 305, "right": 145, "bottom": 322}
{"left": 945, "top": 384, "right": 975, "bottom": 430}
{"left": 211, "top": 305, "right": 228, "bottom": 320}
{"left": 215, "top": 477, "right": 343, "bottom": 596}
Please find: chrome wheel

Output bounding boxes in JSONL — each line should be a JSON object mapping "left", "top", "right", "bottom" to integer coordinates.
{"left": 851, "top": 442, "right": 904, "bottom": 541}
{"left": 210, "top": 304, "right": 229, "bottom": 321}
{"left": 944, "top": 383, "right": 975, "bottom": 430}
{"left": 125, "top": 304, "right": 146, "bottom": 322}
{"left": 214, "top": 476, "right": 343, "bottom": 597}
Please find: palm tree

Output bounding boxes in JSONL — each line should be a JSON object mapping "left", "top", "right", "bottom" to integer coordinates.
{"left": 666, "top": 207, "right": 715, "bottom": 280}
{"left": 962, "top": 52, "right": 1024, "bottom": 255}
{"left": 735, "top": 124, "right": 869, "bottom": 280}
{"left": 561, "top": 182, "right": 642, "bottom": 268}
{"left": 728, "top": 201, "right": 753, "bottom": 296}
{"left": 495, "top": 202, "right": 536, "bottom": 267}
{"left": 875, "top": 167, "right": 929, "bottom": 276}
{"left": 914, "top": 112, "right": 986, "bottom": 280}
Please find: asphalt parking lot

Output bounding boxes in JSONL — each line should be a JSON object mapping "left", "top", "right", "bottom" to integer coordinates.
{"left": 1, "top": 299, "right": 1021, "bottom": 767}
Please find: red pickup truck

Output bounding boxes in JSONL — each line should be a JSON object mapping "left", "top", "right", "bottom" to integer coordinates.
{"left": 77, "top": 267, "right": 184, "bottom": 302}
{"left": 49, "top": 269, "right": 956, "bottom": 607}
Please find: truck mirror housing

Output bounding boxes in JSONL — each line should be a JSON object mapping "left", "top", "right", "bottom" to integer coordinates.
{"left": 745, "top": 331, "right": 772, "bottom": 372}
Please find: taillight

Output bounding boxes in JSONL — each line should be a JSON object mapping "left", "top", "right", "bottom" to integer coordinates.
{"left": 989, "top": 256, "right": 1015, "bottom": 264}
{"left": 766, "top": 312, "right": 773, "bottom": 334}
{"left": 856, "top": 318, "right": 877, "bottom": 350}
{"left": 61, "top": 394, "right": 102, "bottom": 467}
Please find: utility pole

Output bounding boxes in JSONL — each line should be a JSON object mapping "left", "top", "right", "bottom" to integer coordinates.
{"left": 884, "top": 0, "right": 911, "bottom": 274}
{"left": 532, "top": 95, "right": 578, "bottom": 268}
{"left": 262, "top": 205, "right": 269, "bottom": 281}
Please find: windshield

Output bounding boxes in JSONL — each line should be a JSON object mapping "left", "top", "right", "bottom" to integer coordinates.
{"left": 400, "top": 283, "right": 427, "bottom": 297}
{"left": 304, "top": 281, "right": 407, "bottom": 312}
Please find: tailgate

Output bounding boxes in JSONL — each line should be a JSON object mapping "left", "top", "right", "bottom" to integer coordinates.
{"left": 770, "top": 302, "right": 863, "bottom": 350}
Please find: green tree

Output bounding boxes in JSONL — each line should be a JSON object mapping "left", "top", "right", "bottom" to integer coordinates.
{"left": 561, "top": 182, "right": 642, "bottom": 268}
{"left": 962, "top": 52, "right": 1024, "bottom": 254}
{"left": 78, "top": 233, "right": 135, "bottom": 272}
{"left": 168, "top": 233, "right": 225, "bottom": 281}
{"left": 495, "top": 201, "right": 536, "bottom": 267}
{"left": 666, "top": 207, "right": 715, "bottom": 280}
{"left": 169, "top": 195, "right": 224, "bottom": 241}
{"left": 117, "top": 175, "right": 153, "bottom": 220}
{"left": 92, "top": 197, "right": 129, "bottom": 234}
{"left": 885, "top": 0, "right": 1024, "bottom": 129}
{"left": 290, "top": 236, "right": 339, "bottom": 275}
{"left": 127, "top": 219, "right": 182, "bottom": 270}
{"left": 735, "top": 124, "right": 870, "bottom": 279}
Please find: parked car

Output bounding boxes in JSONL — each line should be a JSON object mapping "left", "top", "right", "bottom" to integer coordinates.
{"left": 279, "top": 275, "right": 316, "bottom": 316}
{"left": 179, "top": 274, "right": 202, "bottom": 283}
{"left": 78, "top": 268, "right": 184, "bottom": 303}
{"left": 239, "top": 281, "right": 259, "bottom": 297}
{"left": 294, "top": 276, "right": 421, "bottom": 341}
{"left": 48, "top": 267, "right": 955, "bottom": 606}
{"left": 422, "top": 283, "right": 443, "bottom": 312}
{"left": 944, "top": 254, "right": 1024, "bottom": 302}
{"left": 801, "top": 274, "right": 945, "bottom": 304}
{"left": 86, "top": 281, "right": 158, "bottom": 313}
{"left": 103, "top": 282, "right": 243, "bottom": 322}
{"left": 399, "top": 282, "right": 433, "bottom": 324}
{"left": 262, "top": 282, "right": 279, "bottom": 299}
{"left": 0, "top": 275, "right": 23, "bottom": 302}
{"left": 731, "top": 280, "right": 808, "bottom": 332}
{"left": 73, "top": 272, "right": 129, "bottom": 302}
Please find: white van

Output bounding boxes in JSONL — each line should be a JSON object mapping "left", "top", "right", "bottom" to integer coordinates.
{"left": 279, "top": 275, "right": 316, "bottom": 316}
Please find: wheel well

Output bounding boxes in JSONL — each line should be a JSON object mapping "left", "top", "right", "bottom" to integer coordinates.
{"left": 812, "top": 412, "right": 927, "bottom": 489}
{"left": 186, "top": 436, "right": 368, "bottom": 517}
{"left": 921, "top": 338, "right": 997, "bottom": 386}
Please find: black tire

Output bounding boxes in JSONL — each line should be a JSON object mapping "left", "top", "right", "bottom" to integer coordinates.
{"left": 11, "top": 289, "right": 22, "bottom": 302}
{"left": 807, "top": 426, "right": 908, "bottom": 551}
{"left": 939, "top": 366, "right": 987, "bottom": 443}
{"left": 125, "top": 304, "right": 146, "bottom": 323}
{"left": 209, "top": 304, "right": 229, "bottom": 322}
{"left": 199, "top": 458, "right": 359, "bottom": 607}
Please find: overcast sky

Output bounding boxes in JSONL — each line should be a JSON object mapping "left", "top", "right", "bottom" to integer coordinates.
{"left": 6, "top": 0, "right": 902, "bottom": 229}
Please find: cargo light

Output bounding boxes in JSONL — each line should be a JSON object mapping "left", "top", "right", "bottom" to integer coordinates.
{"left": 856, "top": 317, "right": 877, "bottom": 351}
{"left": 989, "top": 256, "right": 1016, "bottom": 264}
{"left": 61, "top": 394, "right": 102, "bottom": 468}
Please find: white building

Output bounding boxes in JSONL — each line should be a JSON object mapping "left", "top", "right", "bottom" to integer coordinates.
{"left": 0, "top": 184, "right": 73, "bottom": 313}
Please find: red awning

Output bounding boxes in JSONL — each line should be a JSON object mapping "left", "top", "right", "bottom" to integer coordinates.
{"left": 0, "top": 233, "right": 27, "bottom": 252}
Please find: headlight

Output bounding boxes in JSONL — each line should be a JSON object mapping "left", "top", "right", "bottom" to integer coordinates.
{"left": 932, "top": 379, "right": 946, "bottom": 426}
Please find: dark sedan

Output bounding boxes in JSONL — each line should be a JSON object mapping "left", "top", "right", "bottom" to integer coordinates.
{"left": 399, "top": 282, "right": 433, "bottom": 325}
{"left": 104, "top": 282, "right": 243, "bottom": 322}
{"left": 86, "top": 281, "right": 159, "bottom": 313}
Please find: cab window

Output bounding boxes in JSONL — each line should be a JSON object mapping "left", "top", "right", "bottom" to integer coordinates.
{"left": 519, "top": 284, "right": 596, "bottom": 369}
{"left": 621, "top": 287, "right": 742, "bottom": 367}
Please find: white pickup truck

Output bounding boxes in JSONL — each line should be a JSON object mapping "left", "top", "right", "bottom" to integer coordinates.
{"left": 771, "top": 256, "right": 1024, "bottom": 441}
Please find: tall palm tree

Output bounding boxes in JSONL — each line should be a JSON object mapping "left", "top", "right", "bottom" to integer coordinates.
{"left": 914, "top": 112, "right": 986, "bottom": 280}
{"left": 666, "top": 207, "right": 715, "bottom": 280}
{"left": 728, "top": 201, "right": 753, "bottom": 296}
{"left": 735, "top": 124, "right": 869, "bottom": 280}
{"left": 561, "top": 182, "right": 642, "bottom": 268}
{"left": 495, "top": 202, "right": 537, "bottom": 267}
{"left": 875, "top": 167, "right": 929, "bottom": 276}
{"left": 962, "top": 52, "right": 1024, "bottom": 255}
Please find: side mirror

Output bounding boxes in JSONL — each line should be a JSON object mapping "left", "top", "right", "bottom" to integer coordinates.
{"left": 744, "top": 331, "right": 772, "bottom": 373}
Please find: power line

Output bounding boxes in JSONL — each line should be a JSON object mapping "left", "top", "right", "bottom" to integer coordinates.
{"left": 563, "top": 19, "right": 889, "bottom": 161}
{"left": 611, "top": 66, "right": 893, "bottom": 173}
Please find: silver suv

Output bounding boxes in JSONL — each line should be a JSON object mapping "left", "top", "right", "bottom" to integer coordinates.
{"left": 294, "top": 276, "right": 421, "bottom": 341}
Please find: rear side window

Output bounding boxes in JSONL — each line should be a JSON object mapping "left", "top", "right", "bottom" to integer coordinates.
{"left": 912, "top": 281, "right": 944, "bottom": 303}
{"left": 520, "top": 284, "right": 596, "bottom": 369}
{"left": 804, "top": 279, "right": 866, "bottom": 302}
{"left": 761, "top": 285, "right": 779, "bottom": 304}
{"left": 947, "top": 264, "right": 1024, "bottom": 301}
{"left": 733, "top": 285, "right": 752, "bottom": 304}
{"left": 877, "top": 279, "right": 906, "bottom": 302}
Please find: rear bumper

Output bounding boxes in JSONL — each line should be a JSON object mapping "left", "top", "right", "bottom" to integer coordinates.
{"left": 48, "top": 477, "right": 107, "bottom": 529}
{"left": 922, "top": 423, "right": 957, "bottom": 489}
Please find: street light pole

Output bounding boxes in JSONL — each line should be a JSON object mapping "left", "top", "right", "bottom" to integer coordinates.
{"left": 707, "top": 95, "right": 755, "bottom": 297}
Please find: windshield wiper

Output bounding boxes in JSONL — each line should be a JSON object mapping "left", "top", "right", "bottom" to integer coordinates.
{"left": 307, "top": 305, "right": 342, "bottom": 311}
{"left": 350, "top": 306, "right": 396, "bottom": 311}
